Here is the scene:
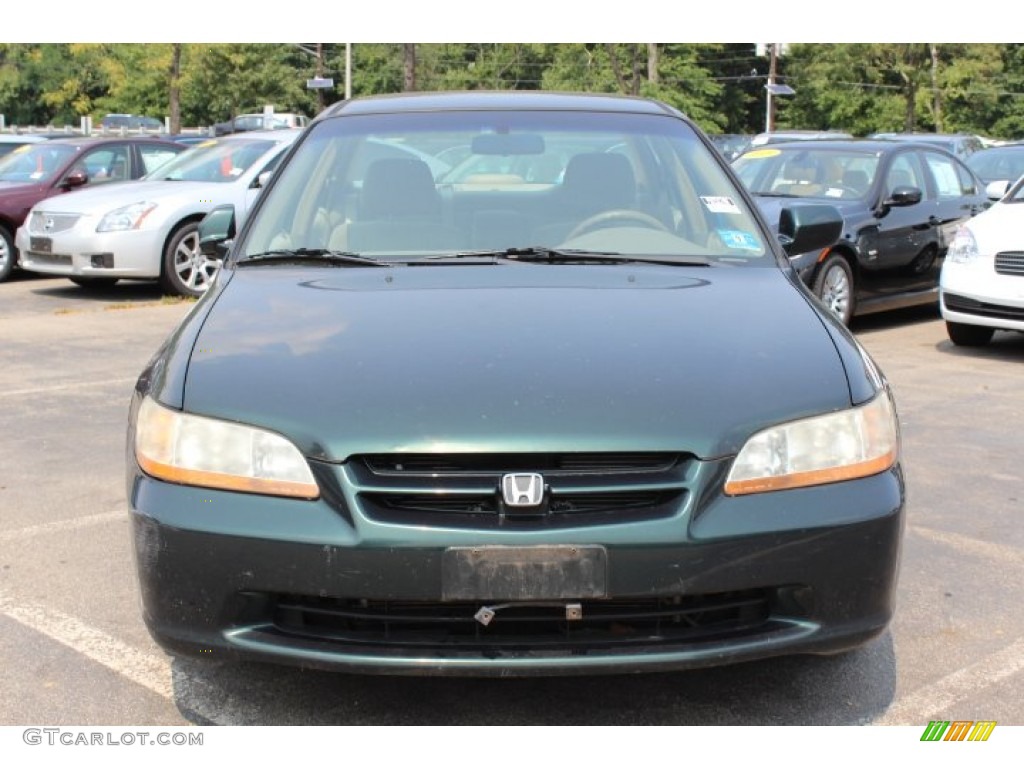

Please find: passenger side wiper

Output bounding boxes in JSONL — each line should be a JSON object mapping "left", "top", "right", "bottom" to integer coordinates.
{"left": 421, "top": 246, "right": 710, "bottom": 267}
{"left": 238, "top": 249, "right": 389, "bottom": 267}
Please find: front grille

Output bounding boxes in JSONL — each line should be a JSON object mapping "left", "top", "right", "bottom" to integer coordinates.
{"left": 362, "top": 452, "right": 679, "bottom": 475}
{"left": 350, "top": 452, "right": 691, "bottom": 529}
{"left": 269, "top": 590, "right": 774, "bottom": 652}
{"left": 943, "top": 292, "right": 1024, "bottom": 321}
{"left": 28, "top": 211, "right": 80, "bottom": 234}
{"left": 995, "top": 251, "right": 1024, "bottom": 276}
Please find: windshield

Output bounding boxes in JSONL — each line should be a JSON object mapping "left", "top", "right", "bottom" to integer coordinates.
{"left": 0, "top": 143, "right": 77, "bottom": 183}
{"left": 242, "top": 110, "right": 771, "bottom": 265}
{"left": 733, "top": 146, "right": 880, "bottom": 200}
{"left": 147, "top": 137, "right": 276, "bottom": 183}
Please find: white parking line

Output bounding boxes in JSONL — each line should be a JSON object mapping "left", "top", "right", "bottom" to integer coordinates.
{"left": 877, "top": 636, "right": 1024, "bottom": 724}
{"left": 6, "top": 377, "right": 136, "bottom": 397}
{"left": 909, "top": 525, "right": 1024, "bottom": 566}
{"left": 0, "top": 510, "right": 126, "bottom": 543}
{"left": 0, "top": 591, "right": 172, "bottom": 700}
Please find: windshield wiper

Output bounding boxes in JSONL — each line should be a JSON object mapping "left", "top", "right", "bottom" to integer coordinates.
{"left": 238, "top": 249, "right": 389, "bottom": 267}
{"left": 421, "top": 246, "right": 710, "bottom": 267}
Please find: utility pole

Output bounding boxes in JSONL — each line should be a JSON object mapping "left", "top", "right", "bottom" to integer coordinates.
{"left": 345, "top": 43, "right": 352, "bottom": 100}
{"left": 315, "top": 43, "right": 325, "bottom": 113}
{"left": 766, "top": 43, "right": 777, "bottom": 134}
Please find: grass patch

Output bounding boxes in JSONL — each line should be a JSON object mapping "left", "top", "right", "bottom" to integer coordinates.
{"left": 159, "top": 295, "right": 198, "bottom": 305}
{"left": 53, "top": 308, "right": 80, "bottom": 315}
{"left": 103, "top": 303, "right": 136, "bottom": 311}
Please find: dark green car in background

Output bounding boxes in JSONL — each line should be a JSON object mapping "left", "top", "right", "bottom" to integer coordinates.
{"left": 127, "top": 91, "right": 904, "bottom": 676}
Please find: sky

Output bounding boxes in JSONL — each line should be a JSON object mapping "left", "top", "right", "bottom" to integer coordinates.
{"left": 22, "top": 2, "right": 1010, "bottom": 44}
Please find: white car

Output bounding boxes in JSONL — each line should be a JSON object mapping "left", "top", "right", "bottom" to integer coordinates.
{"left": 940, "top": 177, "right": 1024, "bottom": 346}
{"left": 16, "top": 130, "right": 301, "bottom": 296}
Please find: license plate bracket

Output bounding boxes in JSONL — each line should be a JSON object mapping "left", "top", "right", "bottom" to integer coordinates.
{"left": 30, "top": 236, "right": 52, "bottom": 254}
{"left": 442, "top": 545, "right": 607, "bottom": 601}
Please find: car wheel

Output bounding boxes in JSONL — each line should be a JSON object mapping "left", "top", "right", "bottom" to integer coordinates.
{"left": 69, "top": 277, "right": 120, "bottom": 289}
{"left": 812, "top": 254, "right": 855, "bottom": 325}
{"left": 946, "top": 321, "right": 994, "bottom": 347}
{"left": 160, "top": 221, "right": 219, "bottom": 298}
{"left": 0, "top": 225, "right": 16, "bottom": 282}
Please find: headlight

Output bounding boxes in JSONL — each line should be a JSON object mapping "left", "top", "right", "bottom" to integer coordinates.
{"left": 725, "top": 393, "right": 898, "bottom": 495}
{"left": 134, "top": 396, "right": 319, "bottom": 499}
{"left": 946, "top": 226, "right": 980, "bottom": 264}
{"left": 97, "top": 202, "right": 157, "bottom": 232}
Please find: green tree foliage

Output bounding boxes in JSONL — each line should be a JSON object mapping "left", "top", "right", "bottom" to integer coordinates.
{"left": 2, "top": 43, "right": 1024, "bottom": 139}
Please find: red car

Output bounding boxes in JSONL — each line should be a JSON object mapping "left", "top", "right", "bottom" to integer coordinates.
{"left": 0, "top": 136, "right": 184, "bottom": 282}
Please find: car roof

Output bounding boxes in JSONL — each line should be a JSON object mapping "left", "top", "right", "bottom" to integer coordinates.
{"left": 208, "top": 128, "right": 303, "bottom": 142}
{"left": 742, "top": 138, "right": 957, "bottom": 154}
{"left": 43, "top": 135, "right": 181, "bottom": 148}
{"left": 321, "top": 91, "right": 681, "bottom": 119}
{"left": 0, "top": 134, "right": 49, "bottom": 143}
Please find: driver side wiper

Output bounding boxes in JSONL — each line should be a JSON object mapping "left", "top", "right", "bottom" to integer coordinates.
{"left": 421, "top": 246, "right": 710, "bottom": 267}
{"left": 238, "top": 249, "right": 390, "bottom": 267}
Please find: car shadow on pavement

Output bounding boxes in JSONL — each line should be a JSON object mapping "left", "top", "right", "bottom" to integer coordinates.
{"left": 935, "top": 332, "right": 1024, "bottom": 359}
{"left": 30, "top": 280, "right": 165, "bottom": 304}
{"left": 169, "top": 631, "right": 896, "bottom": 726}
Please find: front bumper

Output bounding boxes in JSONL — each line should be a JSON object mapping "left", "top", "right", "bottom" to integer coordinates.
{"left": 16, "top": 224, "right": 165, "bottom": 279}
{"left": 129, "top": 457, "right": 905, "bottom": 676}
{"left": 940, "top": 259, "right": 1024, "bottom": 332}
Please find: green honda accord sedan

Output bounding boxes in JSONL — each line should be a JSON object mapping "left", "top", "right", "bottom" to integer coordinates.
{"left": 127, "top": 91, "right": 904, "bottom": 676}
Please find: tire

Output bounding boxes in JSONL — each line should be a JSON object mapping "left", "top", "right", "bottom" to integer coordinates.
{"left": 69, "top": 277, "right": 120, "bottom": 289}
{"left": 946, "top": 321, "right": 994, "bottom": 347}
{"left": 159, "top": 221, "right": 220, "bottom": 297}
{"left": 0, "top": 225, "right": 16, "bottom": 282}
{"left": 812, "top": 254, "right": 855, "bottom": 325}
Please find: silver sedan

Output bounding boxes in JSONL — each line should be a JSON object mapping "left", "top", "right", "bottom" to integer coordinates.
{"left": 16, "top": 130, "right": 301, "bottom": 296}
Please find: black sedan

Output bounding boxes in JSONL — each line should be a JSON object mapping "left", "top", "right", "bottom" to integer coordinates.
{"left": 127, "top": 92, "right": 903, "bottom": 677}
{"left": 733, "top": 139, "right": 989, "bottom": 324}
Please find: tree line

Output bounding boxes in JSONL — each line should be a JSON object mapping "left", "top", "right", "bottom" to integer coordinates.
{"left": 1, "top": 43, "right": 1022, "bottom": 139}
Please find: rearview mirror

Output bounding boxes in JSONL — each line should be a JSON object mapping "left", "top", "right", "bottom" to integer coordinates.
{"left": 985, "top": 179, "right": 1010, "bottom": 201}
{"left": 198, "top": 205, "right": 236, "bottom": 259}
{"left": 778, "top": 204, "right": 842, "bottom": 256}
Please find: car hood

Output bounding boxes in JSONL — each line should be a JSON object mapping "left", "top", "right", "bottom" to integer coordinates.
{"left": 27, "top": 179, "right": 229, "bottom": 214}
{"left": 0, "top": 180, "right": 48, "bottom": 196}
{"left": 180, "top": 264, "right": 853, "bottom": 461}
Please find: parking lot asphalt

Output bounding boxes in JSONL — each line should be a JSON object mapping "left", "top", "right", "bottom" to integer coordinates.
{"left": 1, "top": 272, "right": 1022, "bottom": 726}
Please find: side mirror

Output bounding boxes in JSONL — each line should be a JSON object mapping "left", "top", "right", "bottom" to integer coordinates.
{"left": 985, "top": 180, "right": 1010, "bottom": 201}
{"left": 884, "top": 185, "right": 922, "bottom": 207}
{"left": 256, "top": 170, "right": 274, "bottom": 189}
{"left": 61, "top": 170, "right": 89, "bottom": 189}
{"left": 198, "top": 205, "right": 236, "bottom": 259}
{"left": 778, "top": 204, "right": 842, "bottom": 256}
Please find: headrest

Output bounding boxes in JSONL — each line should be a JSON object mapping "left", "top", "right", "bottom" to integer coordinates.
{"left": 361, "top": 158, "right": 440, "bottom": 219}
{"left": 561, "top": 153, "right": 636, "bottom": 211}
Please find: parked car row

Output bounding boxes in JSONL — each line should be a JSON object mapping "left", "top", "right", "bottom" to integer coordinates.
{"left": 15, "top": 130, "right": 301, "bottom": 296}
{"left": 0, "top": 136, "right": 185, "bottom": 282}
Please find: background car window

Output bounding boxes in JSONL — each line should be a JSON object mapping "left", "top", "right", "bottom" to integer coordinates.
{"left": 150, "top": 139, "right": 275, "bottom": 182}
{"left": 139, "top": 146, "right": 179, "bottom": 175}
{"left": 74, "top": 146, "right": 131, "bottom": 183}
{"left": 886, "top": 153, "right": 927, "bottom": 197}
{"left": 923, "top": 151, "right": 966, "bottom": 199}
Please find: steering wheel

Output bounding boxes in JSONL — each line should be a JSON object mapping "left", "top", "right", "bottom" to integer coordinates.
{"left": 566, "top": 209, "right": 671, "bottom": 240}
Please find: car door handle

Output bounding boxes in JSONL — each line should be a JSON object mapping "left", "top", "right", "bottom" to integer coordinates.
{"left": 928, "top": 216, "right": 941, "bottom": 226}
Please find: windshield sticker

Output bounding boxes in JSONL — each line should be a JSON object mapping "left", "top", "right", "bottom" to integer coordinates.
{"left": 197, "top": 140, "right": 218, "bottom": 148}
{"left": 717, "top": 230, "right": 761, "bottom": 252}
{"left": 13, "top": 144, "right": 32, "bottom": 154}
{"left": 825, "top": 187, "right": 844, "bottom": 197}
{"left": 701, "top": 196, "right": 742, "bottom": 215}
{"left": 741, "top": 148, "right": 781, "bottom": 159}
